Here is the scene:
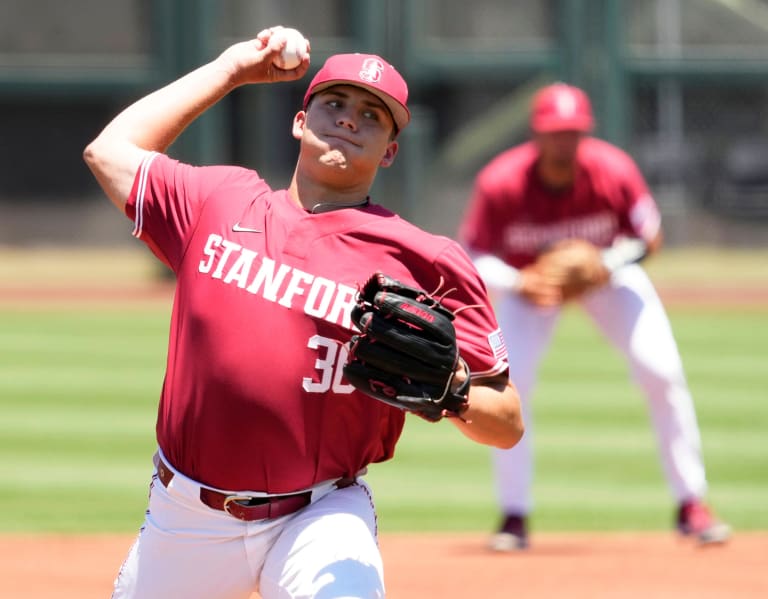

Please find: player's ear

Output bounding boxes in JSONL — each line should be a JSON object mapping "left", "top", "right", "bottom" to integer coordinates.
{"left": 379, "top": 140, "right": 398, "bottom": 168}
{"left": 292, "top": 111, "right": 307, "bottom": 140}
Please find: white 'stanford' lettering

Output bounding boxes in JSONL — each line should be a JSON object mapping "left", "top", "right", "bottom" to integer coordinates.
{"left": 503, "top": 211, "right": 617, "bottom": 253}
{"left": 212, "top": 239, "right": 242, "bottom": 279}
{"left": 223, "top": 248, "right": 258, "bottom": 288}
{"left": 198, "top": 233, "right": 357, "bottom": 330}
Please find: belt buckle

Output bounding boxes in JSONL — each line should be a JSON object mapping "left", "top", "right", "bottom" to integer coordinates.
{"left": 223, "top": 494, "right": 259, "bottom": 517}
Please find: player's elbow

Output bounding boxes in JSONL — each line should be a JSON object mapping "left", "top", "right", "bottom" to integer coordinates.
{"left": 83, "top": 129, "right": 131, "bottom": 172}
{"left": 82, "top": 141, "right": 94, "bottom": 167}
{"left": 82, "top": 137, "right": 104, "bottom": 176}
{"left": 496, "top": 417, "right": 525, "bottom": 450}
{"left": 497, "top": 381, "right": 525, "bottom": 449}
{"left": 82, "top": 135, "right": 145, "bottom": 212}
{"left": 82, "top": 138, "right": 114, "bottom": 196}
{"left": 472, "top": 379, "right": 525, "bottom": 449}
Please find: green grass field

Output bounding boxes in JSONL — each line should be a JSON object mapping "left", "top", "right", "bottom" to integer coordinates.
{"left": 368, "top": 305, "right": 768, "bottom": 534}
{"left": 1, "top": 247, "right": 766, "bottom": 535}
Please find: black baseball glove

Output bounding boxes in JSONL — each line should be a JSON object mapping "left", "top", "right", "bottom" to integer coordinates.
{"left": 343, "top": 272, "right": 471, "bottom": 422}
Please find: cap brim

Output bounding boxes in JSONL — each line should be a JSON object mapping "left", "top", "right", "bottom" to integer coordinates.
{"left": 308, "top": 80, "right": 411, "bottom": 132}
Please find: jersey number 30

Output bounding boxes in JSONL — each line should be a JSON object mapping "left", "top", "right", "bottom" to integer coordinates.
{"left": 302, "top": 334, "right": 355, "bottom": 394}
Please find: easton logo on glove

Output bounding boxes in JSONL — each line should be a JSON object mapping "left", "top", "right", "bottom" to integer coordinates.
{"left": 343, "top": 272, "right": 471, "bottom": 422}
{"left": 399, "top": 302, "right": 435, "bottom": 323}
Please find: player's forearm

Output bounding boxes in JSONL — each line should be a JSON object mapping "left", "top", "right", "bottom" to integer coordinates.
{"left": 452, "top": 378, "right": 524, "bottom": 449}
{"left": 82, "top": 58, "right": 238, "bottom": 211}
{"left": 88, "top": 31, "right": 310, "bottom": 158}
{"left": 85, "top": 58, "right": 237, "bottom": 168}
{"left": 83, "top": 30, "right": 310, "bottom": 212}
{"left": 101, "top": 60, "right": 237, "bottom": 154}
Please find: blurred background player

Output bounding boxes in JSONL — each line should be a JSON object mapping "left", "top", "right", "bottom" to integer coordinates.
{"left": 459, "top": 82, "right": 731, "bottom": 551}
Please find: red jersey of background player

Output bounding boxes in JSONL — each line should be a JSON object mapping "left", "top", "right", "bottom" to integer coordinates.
{"left": 460, "top": 137, "right": 661, "bottom": 269}
{"left": 127, "top": 152, "right": 509, "bottom": 494}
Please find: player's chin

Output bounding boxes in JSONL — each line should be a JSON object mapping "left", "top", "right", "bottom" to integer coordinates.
{"left": 318, "top": 149, "right": 350, "bottom": 168}
{"left": 323, "top": 134, "right": 362, "bottom": 150}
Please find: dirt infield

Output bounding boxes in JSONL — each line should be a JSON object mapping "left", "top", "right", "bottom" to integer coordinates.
{"left": 1, "top": 532, "right": 765, "bottom": 598}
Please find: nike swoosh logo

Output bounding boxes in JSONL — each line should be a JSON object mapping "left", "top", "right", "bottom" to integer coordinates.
{"left": 232, "top": 222, "right": 263, "bottom": 233}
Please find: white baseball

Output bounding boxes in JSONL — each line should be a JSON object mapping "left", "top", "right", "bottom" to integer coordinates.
{"left": 272, "top": 28, "right": 309, "bottom": 70}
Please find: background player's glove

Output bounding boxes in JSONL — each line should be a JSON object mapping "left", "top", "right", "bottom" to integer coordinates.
{"left": 531, "top": 238, "right": 610, "bottom": 302}
{"left": 343, "top": 272, "right": 470, "bottom": 422}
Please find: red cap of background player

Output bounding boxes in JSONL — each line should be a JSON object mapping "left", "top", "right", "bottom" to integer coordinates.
{"left": 303, "top": 53, "right": 411, "bottom": 133}
{"left": 530, "top": 83, "right": 594, "bottom": 133}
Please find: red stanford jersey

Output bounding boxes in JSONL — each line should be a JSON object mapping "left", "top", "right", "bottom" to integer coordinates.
{"left": 460, "top": 137, "right": 661, "bottom": 268}
{"left": 126, "top": 153, "right": 509, "bottom": 493}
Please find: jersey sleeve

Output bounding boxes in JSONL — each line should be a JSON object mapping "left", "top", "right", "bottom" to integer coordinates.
{"left": 615, "top": 152, "right": 662, "bottom": 242}
{"left": 125, "top": 152, "right": 266, "bottom": 271}
{"left": 433, "top": 241, "right": 509, "bottom": 379}
{"left": 458, "top": 170, "right": 504, "bottom": 255}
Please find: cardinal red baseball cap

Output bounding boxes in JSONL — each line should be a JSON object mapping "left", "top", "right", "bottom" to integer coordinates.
{"left": 303, "top": 53, "right": 411, "bottom": 133}
{"left": 530, "top": 83, "right": 594, "bottom": 133}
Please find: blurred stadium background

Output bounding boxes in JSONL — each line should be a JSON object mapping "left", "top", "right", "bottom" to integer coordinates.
{"left": 1, "top": 1, "right": 767, "bottom": 561}
{"left": 2, "top": 0, "right": 768, "bottom": 249}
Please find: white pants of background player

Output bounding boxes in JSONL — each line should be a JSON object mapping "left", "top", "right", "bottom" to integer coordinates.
{"left": 492, "top": 263, "right": 708, "bottom": 517}
{"left": 111, "top": 451, "right": 383, "bottom": 599}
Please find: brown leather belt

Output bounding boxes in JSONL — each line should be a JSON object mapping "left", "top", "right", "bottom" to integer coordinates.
{"left": 156, "top": 457, "right": 354, "bottom": 522}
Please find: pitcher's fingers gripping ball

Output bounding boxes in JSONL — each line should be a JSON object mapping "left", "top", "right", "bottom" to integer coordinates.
{"left": 271, "top": 27, "right": 310, "bottom": 70}
{"left": 343, "top": 272, "right": 471, "bottom": 422}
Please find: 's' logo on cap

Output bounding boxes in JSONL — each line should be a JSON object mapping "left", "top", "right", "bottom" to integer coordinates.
{"left": 359, "top": 58, "right": 384, "bottom": 84}
{"left": 555, "top": 91, "right": 578, "bottom": 117}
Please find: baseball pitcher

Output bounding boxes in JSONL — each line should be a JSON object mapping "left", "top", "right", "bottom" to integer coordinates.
{"left": 83, "top": 26, "right": 524, "bottom": 598}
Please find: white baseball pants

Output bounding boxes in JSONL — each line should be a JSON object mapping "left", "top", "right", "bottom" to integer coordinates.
{"left": 111, "top": 452, "right": 384, "bottom": 599}
{"left": 493, "top": 263, "right": 708, "bottom": 515}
